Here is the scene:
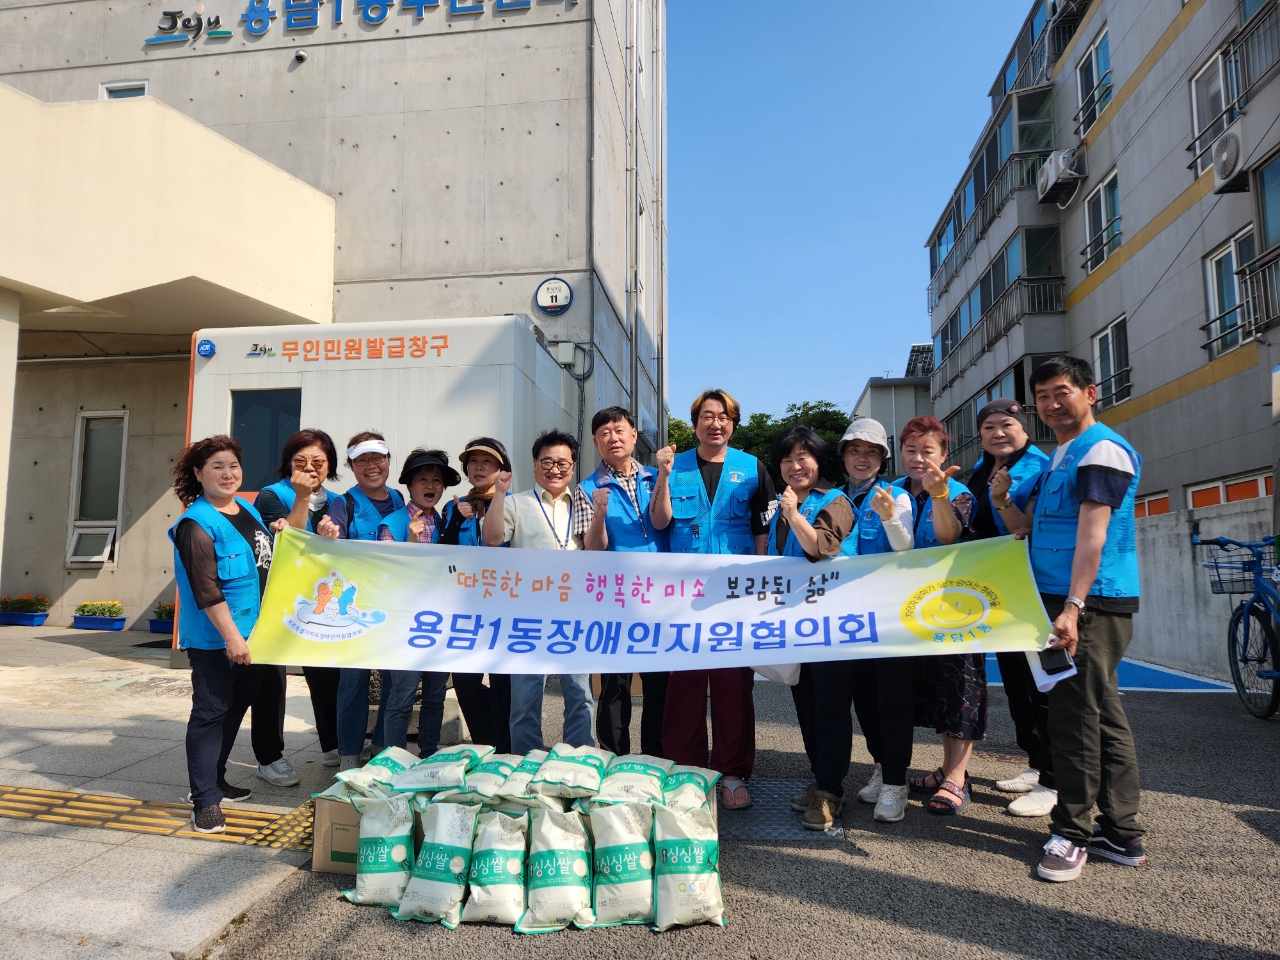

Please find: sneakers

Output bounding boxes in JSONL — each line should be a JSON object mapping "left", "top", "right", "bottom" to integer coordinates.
{"left": 790, "top": 779, "right": 816, "bottom": 813}
{"left": 185, "top": 781, "right": 251, "bottom": 804}
{"left": 873, "top": 784, "right": 909, "bottom": 823}
{"left": 1007, "top": 784, "right": 1057, "bottom": 818}
{"left": 995, "top": 767, "right": 1040, "bottom": 794}
{"left": 1037, "top": 835, "right": 1088, "bottom": 882}
{"left": 256, "top": 759, "right": 300, "bottom": 787}
{"left": 339, "top": 755, "right": 361, "bottom": 771}
{"left": 321, "top": 749, "right": 340, "bottom": 768}
{"left": 802, "top": 789, "right": 843, "bottom": 831}
{"left": 1089, "top": 825, "right": 1148, "bottom": 867}
{"left": 358, "top": 739, "right": 375, "bottom": 762}
{"left": 857, "top": 764, "right": 884, "bottom": 804}
{"left": 191, "top": 804, "right": 226, "bottom": 834}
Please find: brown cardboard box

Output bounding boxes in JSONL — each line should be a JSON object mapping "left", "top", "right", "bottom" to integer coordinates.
{"left": 312, "top": 795, "right": 361, "bottom": 875}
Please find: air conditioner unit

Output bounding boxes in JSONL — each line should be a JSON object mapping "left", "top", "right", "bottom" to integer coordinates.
{"left": 1037, "top": 147, "right": 1086, "bottom": 204}
{"left": 1213, "top": 119, "right": 1249, "bottom": 194}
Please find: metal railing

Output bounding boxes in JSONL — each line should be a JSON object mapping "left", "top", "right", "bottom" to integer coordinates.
{"left": 1012, "top": 0, "right": 1094, "bottom": 93}
{"left": 947, "top": 435, "right": 985, "bottom": 478}
{"left": 1081, "top": 215, "right": 1122, "bottom": 271}
{"left": 1237, "top": 244, "right": 1280, "bottom": 334}
{"left": 1096, "top": 366, "right": 1132, "bottom": 410}
{"left": 1201, "top": 302, "right": 1246, "bottom": 357}
{"left": 1073, "top": 69, "right": 1113, "bottom": 135}
{"left": 927, "top": 153, "right": 1049, "bottom": 312}
{"left": 931, "top": 277, "right": 1066, "bottom": 398}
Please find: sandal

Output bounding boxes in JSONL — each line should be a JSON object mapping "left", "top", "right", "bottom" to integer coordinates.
{"left": 720, "top": 778, "right": 752, "bottom": 810}
{"left": 909, "top": 767, "right": 945, "bottom": 795}
{"left": 926, "top": 779, "right": 971, "bottom": 816}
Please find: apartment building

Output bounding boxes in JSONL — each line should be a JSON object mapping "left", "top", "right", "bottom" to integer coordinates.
{"left": 925, "top": 0, "right": 1280, "bottom": 517}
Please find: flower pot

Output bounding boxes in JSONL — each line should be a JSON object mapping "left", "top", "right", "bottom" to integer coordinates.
{"left": 72, "top": 615, "right": 127, "bottom": 631}
{"left": 149, "top": 618, "right": 175, "bottom": 634}
{"left": 0, "top": 611, "right": 48, "bottom": 626}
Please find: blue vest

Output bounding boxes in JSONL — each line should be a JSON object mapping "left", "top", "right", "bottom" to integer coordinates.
{"left": 767, "top": 486, "right": 858, "bottom": 558}
{"left": 261, "top": 478, "right": 332, "bottom": 533}
{"left": 667, "top": 447, "right": 760, "bottom": 555}
{"left": 168, "top": 497, "right": 264, "bottom": 650}
{"left": 893, "top": 476, "right": 972, "bottom": 549}
{"left": 382, "top": 505, "right": 430, "bottom": 544}
{"left": 576, "top": 462, "right": 667, "bottom": 552}
{"left": 1030, "top": 423, "right": 1141, "bottom": 598}
{"left": 344, "top": 486, "right": 405, "bottom": 541}
{"left": 973, "top": 444, "right": 1050, "bottom": 536}
{"left": 441, "top": 498, "right": 508, "bottom": 547}
{"left": 847, "top": 480, "right": 896, "bottom": 556}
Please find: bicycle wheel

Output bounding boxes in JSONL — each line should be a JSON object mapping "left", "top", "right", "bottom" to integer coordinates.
{"left": 1227, "top": 601, "right": 1280, "bottom": 719}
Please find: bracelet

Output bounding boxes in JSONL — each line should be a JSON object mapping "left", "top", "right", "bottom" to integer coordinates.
{"left": 930, "top": 491, "right": 950, "bottom": 500}
{"left": 1065, "top": 596, "right": 1086, "bottom": 611}
{"left": 996, "top": 497, "right": 1014, "bottom": 510}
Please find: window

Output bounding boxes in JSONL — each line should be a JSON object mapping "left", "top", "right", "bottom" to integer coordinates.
{"left": 1094, "top": 317, "right": 1131, "bottom": 409}
{"left": 1134, "top": 493, "right": 1171, "bottom": 518}
{"left": 1191, "top": 57, "right": 1233, "bottom": 175}
{"left": 1077, "top": 30, "right": 1112, "bottom": 133}
{"left": 982, "top": 369, "right": 1017, "bottom": 405}
{"left": 66, "top": 412, "right": 128, "bottom": 565}
{"left": 1259, "top": 153, "right": 1280, "bottom": 253}
{"left": 100, "top": 81, "right": 147, "bottom": 99}
{"left": 998, "top": 109, "right": 1014, "bottom": 166}
{"left": 1032, "top": 0, "right": 1048, "bottom": 40}
{"left": 1205, "top": 230, "right": 1256, "bottom": 357}
{"left": 1025, "top": 226, "right": 1061, "bottom": 276}
{"left": 230, "top": 390, "right": 301, "bottom": 492}
{"left": 1004, "top": 55, "right": 1019, "bottom": 95}
{"left": 1243, "top": 0, "right": 1269, "bottom": 23}
{"left": 1187, "top": 471, "right": 1273, "bottom": 509}
{"left": 1084, "top": 173, "right": 1121, "bottom": 271}
{"left": 936, "top": 216, "right": 956, "bottom": 265}
{"left": 962, "top": 175, "right": 975, "bottom": 223}
{"left": 1017, "top": 88, "right": 1054, "bottom": 152}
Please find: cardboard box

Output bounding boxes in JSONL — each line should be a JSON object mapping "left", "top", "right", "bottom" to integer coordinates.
{"left": 312, "top": 795, "right": 361, "bottom": 875}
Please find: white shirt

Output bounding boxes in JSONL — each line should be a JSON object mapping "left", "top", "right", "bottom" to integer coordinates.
{"left": 502, "top": 485, "right": 580, "bottom": 551}
{"left": 1050, "top": 436, "right": 1134, "bottom": 474}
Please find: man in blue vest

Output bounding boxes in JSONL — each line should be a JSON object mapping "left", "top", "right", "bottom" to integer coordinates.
{"left": 572, "top": 406, "right": 668, "bottom": 757}
{"left": 1027, "top": 356, "right": 1146, "bottom": 883}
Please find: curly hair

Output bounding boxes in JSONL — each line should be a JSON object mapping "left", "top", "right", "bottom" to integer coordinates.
{"left": 173, "top": 435, "right": 243, "bottom": 507}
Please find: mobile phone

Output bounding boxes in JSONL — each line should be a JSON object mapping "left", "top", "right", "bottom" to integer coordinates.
{"left": 1039, "top": 645, "right": 1074, "bottom": 676}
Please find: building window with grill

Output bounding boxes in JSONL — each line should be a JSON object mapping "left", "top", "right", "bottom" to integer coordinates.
{"left": 1094, "top": 316, "right": 1130, "bottom": 409}
{"left": 1084, "top": 172, "right": 1121, "bottom": 272}
{"left": 1191, "top": 55, "right": 1233, "bottom": 175}
{"left": 1187, "top": 471, "right": 1273, "bottom": 509}
{"left": 1204, "top": 229, "right": 1256, "bottom": 357}
{"left": 66, "top": 412, "right": 128, "bottom": 565}
{"left": 1077, "top": 30, "right": 1112, "bottom": 133}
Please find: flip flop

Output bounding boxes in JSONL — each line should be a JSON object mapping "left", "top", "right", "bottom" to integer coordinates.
{"left": 720, "top": 779, "right": 753, "bottom": 810}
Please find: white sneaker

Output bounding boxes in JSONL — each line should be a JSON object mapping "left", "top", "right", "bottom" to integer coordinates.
{"left": 1007, "top": 784, "right": 1057, "bottom": 817}
{"left": 857, "top": 764, "right": 884, "bottom": 804}
{"left": 321, "top": 750, "right": 340, "bottom": 767}
{"left": 256, "top": 759, "right": 300, "bottom": 787}
{"left": 995, "top": 767, "right": 1039, "bottom": 794}
{"left": 873, "top": 784, "right": 909, "bottom": 823}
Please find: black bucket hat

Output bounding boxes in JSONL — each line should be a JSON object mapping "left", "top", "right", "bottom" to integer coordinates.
{"left": 399, "top": 450, "right": 461, "bottom": 488}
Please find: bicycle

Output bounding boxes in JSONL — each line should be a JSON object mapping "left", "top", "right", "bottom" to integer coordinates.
{"left": 1190, "top": 521, "right": 1280, "bottom": 719}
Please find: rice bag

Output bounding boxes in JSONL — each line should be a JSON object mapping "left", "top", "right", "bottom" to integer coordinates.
{"left": 514, "top": 809, "right": 595, "bottom": 933}
{"left": 653, "top": 804, "right": 726, "bottom": 931}
{"left": 391, "top": 800, "right": 480, "bottom": 928}
{"left": 391, "top": 744, "right": 495, "bottom": 794}
{"left": 596, "top": 754, "right": 674, "bottom": 805}
{"left": 434, "top": 753, "right": 522, "bottom": 804}
{"left": 528, "top": 743, "right": 615, "bottom": 799}
{"left": 460, "top": 810, "right": 529, "bottom": 925}
{"left": 334, "top": 746, "right": 419, "bottom": 797}
{"left": 341, "top": 792, "right": 415, "bottom": 906}
{"left": 496, "top": 750, "right": 566, "bottom": 811}
{"left": 589, "top": 802, "right": 654, "bottom": 926}
{"left": 662, "top": 764, "right": 722, "bottom": 814}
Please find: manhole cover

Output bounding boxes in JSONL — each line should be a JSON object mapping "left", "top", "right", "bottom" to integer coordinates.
{"left": 717, "top": 779, "right": 843, "bottom": 841}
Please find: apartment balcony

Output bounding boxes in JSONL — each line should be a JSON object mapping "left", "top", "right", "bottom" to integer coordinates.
{"left": 1009, "top": 0, "right": 1093, "bottom": 93}
{"left": 931, "top": 276, "right": 1066, "bottom": 399}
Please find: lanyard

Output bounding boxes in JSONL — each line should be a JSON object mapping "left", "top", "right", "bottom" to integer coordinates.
{"left": 536, "top": 492, "right": 571, "bottom": 550}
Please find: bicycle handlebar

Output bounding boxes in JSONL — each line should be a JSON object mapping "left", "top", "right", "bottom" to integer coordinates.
{"left": 1189, "top": 525, "right": 1276, "bottom": 550}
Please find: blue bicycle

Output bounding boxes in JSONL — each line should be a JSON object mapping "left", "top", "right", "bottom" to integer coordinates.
{"left": 1191, "top": 522, "right": 1280, "bottom": 719}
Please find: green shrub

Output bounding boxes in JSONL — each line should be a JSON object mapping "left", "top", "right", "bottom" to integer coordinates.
{"left": 152, "top": 602, "right": 176, "bottom": 620}
{"left": 0, "top": 594, "right": 51, "bottom": 613}
{"left": 75, "top": 601, "right": 124, "bottom": 618}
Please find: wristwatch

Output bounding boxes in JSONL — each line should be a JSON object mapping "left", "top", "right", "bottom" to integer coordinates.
{"left": 1065, "top": 596, "right": 1086, "bottom": 611}
{"left": 995, "top": 496, "right": 1014, "bottom": 510}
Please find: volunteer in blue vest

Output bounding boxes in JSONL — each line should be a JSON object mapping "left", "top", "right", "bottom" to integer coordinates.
{"left": 171, "top": 436, "right": 293, "bottom": 835}
{"left": 788, "top": 419, "right": 915, "bottom": 828}
{"left": 438, "top": 437, "right": 513, "bottom": 753}
{"left": 649, "top": 389, "right": 776, "bottom": 810}
{"left": 333, "top": 431, "right": 407, "bottom": 770}
{"left": 572, "top": 406, "right": 669, "bottom": 757}
{"left": 966, "top": 399, "right": 1057, "bottom": 818}
{"left": 1026, "top": 356, "right": 1145, "bottom": 883}
{"left": 486, "top": 429, "right": 595, "bottom": 754}
{"left": 254, "top": 429, "right": 344, "bottom": 767}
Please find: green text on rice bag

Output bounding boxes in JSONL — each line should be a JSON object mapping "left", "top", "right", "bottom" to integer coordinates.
{"left": 391, "top": 801, "right": 480, "bottom": 928}
{"left": 460, "top": 810, "right": 529, "bottom": 926}
{"left": 653, "top": 804, "right": 726, "bottom": 931}
{"left": 434, "top": 753, "right": 522, "bottom": 804}
{"left": 661, "top": 764, "right": 722, "bottom": 814}
{"left": 514, "top": 809, "right": 595, "bottom": 933}
{"left": 334, "top": 746, "right": 419, "bottom": 798}
{"left": 391, "top": 744, "right": 495, "bottom": 794}
{"left": 590, "top": 802, "right": 654, "bottom": 926}
{"left": 528, "top": 744, "right": 615, "bottom": 799}
{"left": 596, "top": 754, "right": 674, "bottom": 805}
{"left": 341, "top": 793, "right": 415, "bottom": 906}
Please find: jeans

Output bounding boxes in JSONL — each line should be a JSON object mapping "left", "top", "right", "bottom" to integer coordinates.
{"left": 509, "top": 674, "right": 594, "bottom": 754}
{"left": 336, "top": 668, "right": 387, "bottom": 757}
{"left": 381, "top": 671, "right": 449, "bottom": 757}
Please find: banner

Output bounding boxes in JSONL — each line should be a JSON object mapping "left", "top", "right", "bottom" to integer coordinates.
{"left": 247, "top": 529, "right": 1051, "bottom": 673}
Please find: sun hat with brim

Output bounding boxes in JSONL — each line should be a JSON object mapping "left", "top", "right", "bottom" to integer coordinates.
{"left": 458, "top": 441, "right": 511, "bottom": 472}
{"left": 837, "top": 418, "right": 891, "bottom": 461}
{"left": 399, "top": 451, "right": 461, "bottom": 488}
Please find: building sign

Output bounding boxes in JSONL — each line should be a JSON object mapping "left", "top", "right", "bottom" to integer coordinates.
{"left": 281, "top": 335, "right": 450, "bottom": 362}
{"left": 145, "top": 5, "right": 233, "bottom": 43}
{"left": 196, "top": 339, "right": 217, "bottom": 358}
{"left": 535, "top": 277, "right": 573, "bottom": 317}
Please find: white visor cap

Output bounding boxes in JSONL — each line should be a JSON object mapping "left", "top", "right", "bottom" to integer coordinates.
{"left": 838, "top": 418, "right": 890, "bottom": 461}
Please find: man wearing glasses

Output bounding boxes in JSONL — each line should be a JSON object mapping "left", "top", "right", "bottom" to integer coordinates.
{"left": 485, "top": 429, "right": 594, "bottom": 753}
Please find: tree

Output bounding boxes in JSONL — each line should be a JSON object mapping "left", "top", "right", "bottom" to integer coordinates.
{"left": 667, "top": 415, "right": 697, "bottom": 453}
{"left": 730, "top": 400, "right": 851, "bottom": 484}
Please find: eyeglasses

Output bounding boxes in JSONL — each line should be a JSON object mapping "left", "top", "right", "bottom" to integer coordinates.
{"left": 698, "top": 413, "right": 733, "bottom": 425}
{"left": 352, "top": 454, "right": 388, "bottom": 467}
{"left": 536, "top": 458, "right": 574, "bottom": 473}
{"left": 291, "top": 457, "right": 328, "bottom": 469}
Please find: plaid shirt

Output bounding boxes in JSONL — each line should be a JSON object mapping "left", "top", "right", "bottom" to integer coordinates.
{"left": 571, "top": 459, "right": 642, "bottom": 539}
{"left": 378, "top": 502, "right": 439, "bottom": 542}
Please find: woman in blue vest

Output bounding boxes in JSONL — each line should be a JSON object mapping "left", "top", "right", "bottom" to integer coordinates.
{"left": 649, "top": 389, "right": 776, "bottom": 810}
{"left": 967, "top": 398, "right": 1056, "bottom": 818}
{"left": 254, "top": 429, "right": 344, "bottom": 767}
{"left": 170, "top": 435, "right": 286, "bottom": 835}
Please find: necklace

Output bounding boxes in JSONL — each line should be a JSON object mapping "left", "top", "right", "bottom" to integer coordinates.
{"left": 536, "top": 491, "right": 571, "bottom": 550}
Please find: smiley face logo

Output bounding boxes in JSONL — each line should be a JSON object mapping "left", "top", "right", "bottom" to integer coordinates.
{"left": 916, "top": 589, "right": 988, "bottom": 631}
{"left": 900, "top": 578, "right": 1004, "bottom": 642}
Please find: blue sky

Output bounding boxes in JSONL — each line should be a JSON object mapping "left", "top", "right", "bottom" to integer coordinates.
{"left": 665, "top": 0, "right": 1032, "bottom": 422}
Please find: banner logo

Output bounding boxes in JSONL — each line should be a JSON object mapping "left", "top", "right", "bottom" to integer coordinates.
{"left": 900, "top": 578, "right": 1004, "bottom": 643}
{"left": 284, "top": 569, "right": 386, "bottom": 642}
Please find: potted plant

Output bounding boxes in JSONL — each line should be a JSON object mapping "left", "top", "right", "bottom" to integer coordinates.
{"left": 72, "top": 601, "right": 127, "bottom": 631}
{"left": 0, "top": 594, "right": 52, "bottom": 627}
{"left": 149, "top": 601, "right": 176, "bottom": 635}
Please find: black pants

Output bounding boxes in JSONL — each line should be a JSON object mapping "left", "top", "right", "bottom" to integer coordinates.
{"left": 850, "top": 657, "right": 915, "bottom": 788}
{"left": 807, "top": 660, "right": 858, "bottom": 796}
{"left": 996, "top": 651, "right": 1055, "bottom": 788}
{"left": 302, "top": 666, "right": 340, "bottom": 754}
{"left": 639, "top": 672, "right": 669, "bottom": 758}
{"left": 452, "top": 673, "right": 511, "bottom": 754}
{"left": 596, "top": 672, "right": 670, "bottom": 757}
{"left": 791, "top": 663, "right": 818, "bottom": 777}
{"left": 222, "top": 662, "right": 287, "bottom": 768}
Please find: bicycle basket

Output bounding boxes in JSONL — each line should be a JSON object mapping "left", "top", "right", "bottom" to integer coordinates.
{"left": 1201, "top": 555, "right": 1259, "bottom": 594}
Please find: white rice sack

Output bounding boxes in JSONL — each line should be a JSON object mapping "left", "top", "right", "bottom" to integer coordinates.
{"left": 460, "top": 810, "right": 529, "bottom": 925}
{"left": 528, "top": 743, "right": 615, "bottom": 799}
{"left": 662, "top": 764, "right": 723, "bottom": 814}
{"left": 341, "top": 793, "right": 415, "bottom": 906}
{"left": 653, "top": 804, "right": 726, "bottom": 931}
{"left": 435, "top": 753, "right": 522, "bottom": 804}
{"left": 496, "top": 750, "right": 566, "bottom": 811}
{"left": 391, "top": 744, "right": 495, "bottom": 795}
{"left": 589, "top": 802, "right": 654, "bottom": 926}
{"left": 596, "top": 754, "right": 674, "bottom": 805}
{"left": 334, "top": 746, "right": 419, "bottom": 797}
{"left": 391, "top": 801, "right": 480, "bottom": 928}
{"left": 514, "top": 809, "right": 595, "bottom": 933}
